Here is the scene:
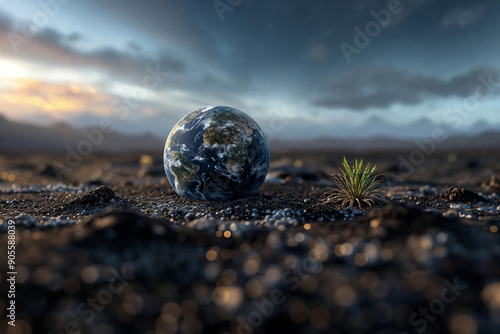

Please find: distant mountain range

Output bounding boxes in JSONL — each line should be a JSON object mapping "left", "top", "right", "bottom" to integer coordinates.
{"left": 285, "top": 115, "right": 500, "bottom": 139}
{"left": 0, "top": 114, "right": 163, "bottom": 154}
{"left": 271, "top": 131, "right": 500, "bottom": 152}
{"left": 0, "top": 114, "right": 498, "bottom": 154}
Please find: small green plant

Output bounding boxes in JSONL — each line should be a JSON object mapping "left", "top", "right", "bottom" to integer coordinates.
{"left": 323, "top": 157, "right": 388, "bottom": 209}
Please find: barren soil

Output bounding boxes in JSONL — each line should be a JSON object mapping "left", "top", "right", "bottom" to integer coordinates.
{"left": 0, "top": 150, "right": 499, "bottom": 334}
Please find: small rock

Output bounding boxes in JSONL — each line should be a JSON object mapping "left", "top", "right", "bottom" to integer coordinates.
{"left": 441, "top": 186, "right": 485, "bottom": 203}
{"left": 459, "top": 212, "right": 477, "bottom": 220}
{"left": 38, "top": 164, "right": 62, "bottom": 179}
{"left": 15, "top": 214, "right": 36, "bottom": 227}
{"left": 450, "top": 203, "right": 470, "bottom": 210}
{"left": 67, "top": 186, "right": 126, "bottom": 209}
{"left": 477, "top": 207, "right": 497, "bottom": 212}
{"left": 443, "top": 210, "right": 459, "bottom": 218}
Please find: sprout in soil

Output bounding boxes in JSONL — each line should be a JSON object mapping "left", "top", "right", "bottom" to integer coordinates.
{"left": 323, "top": 157, "right": 388, "bottom": 209}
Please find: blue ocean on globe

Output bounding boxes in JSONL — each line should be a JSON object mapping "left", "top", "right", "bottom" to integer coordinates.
{"left": 164, "top": 106, "right": 270, "bottom": 201}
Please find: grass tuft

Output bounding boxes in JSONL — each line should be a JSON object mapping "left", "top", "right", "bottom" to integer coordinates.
{"left": 323, "top": 157, "right": 389, "bottom": 209}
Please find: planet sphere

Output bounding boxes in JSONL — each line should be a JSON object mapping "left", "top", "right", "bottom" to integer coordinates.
{"left": 164, "top": 106, "right": 270, "bottom": 201}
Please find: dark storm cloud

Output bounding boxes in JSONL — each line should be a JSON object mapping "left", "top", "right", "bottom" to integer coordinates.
{"left": 0, "top": 12, "right": 186, "bottom": 83}
{"left": 0, "top": 6, "right": 256, "bottom": 109}
{"left": 88, "top": 0, "right": 500, "bottom": 87}
{"left": 2, "top": 0, "right": 500, "bottom": 118}
{"left": 314, "top": 66, "right": 500, "bottom": 110}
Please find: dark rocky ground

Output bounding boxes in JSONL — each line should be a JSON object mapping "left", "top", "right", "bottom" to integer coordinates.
{"left": 1, "top": 150, "right": 500, "bottom": 334}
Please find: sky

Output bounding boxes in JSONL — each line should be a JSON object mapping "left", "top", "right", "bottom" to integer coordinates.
{"left": 0, "top": 0, "right": 500, "bottom": 139}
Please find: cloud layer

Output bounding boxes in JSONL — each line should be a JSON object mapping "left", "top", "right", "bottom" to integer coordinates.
{"left": 314, "top": 66, "right": 500, "bottom": 110}
{"left": 1, "top": 0, "right": 500, "bottom": 137}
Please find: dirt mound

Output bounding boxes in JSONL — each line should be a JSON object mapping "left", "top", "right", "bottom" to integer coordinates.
{"left": 38, "top": 164, "right": 62, "bottom": 179}
{"left": 65, "top": 186, "right": 130, "bottom": 212}
{"left": 440, "top": 186, "right": 486, "bottom": 203}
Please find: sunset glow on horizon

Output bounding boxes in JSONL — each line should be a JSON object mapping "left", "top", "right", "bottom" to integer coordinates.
{"left": 1, "top": 0, "right": 500, "bottom": 137}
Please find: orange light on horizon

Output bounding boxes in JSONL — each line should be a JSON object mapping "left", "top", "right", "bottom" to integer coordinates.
{"left": 0, "top": 78, "right": 111, "bottom": 116}
{"left": 69, "top": 83, "right": 81, "bottom": 94}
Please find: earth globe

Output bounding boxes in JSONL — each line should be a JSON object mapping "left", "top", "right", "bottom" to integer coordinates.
{"left": 163, "top": 106, "right": 270, "bottom": 201}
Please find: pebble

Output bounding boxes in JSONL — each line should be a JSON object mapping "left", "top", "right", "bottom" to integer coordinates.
{"left": 15, "top": 214, "right": 36, "bottom": 227}
{"left": 0, "top": 183, "right": 93, "bottom": 195}
{"left": 339, "top": 208, "right": 351, "bottom": 216}
{"left": 146, "top": 202, "right": 341, "bottom": 234}
{"left": 304, "top": 198, "right": 311, "bottom": 203}
{"left": 459, "top": 212, "right": 477, "bottom": 220}
{"left": 450, "top": 203, "right": 470, "bottom": 210}
{"left": 477, "top": 207, "right": 497, "bottom": 212}
{"left": 0, "top": 214, "right": 79, "bottom": 230}
{"left": 443, "top": 210, "right": 459, "bottom": 218}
